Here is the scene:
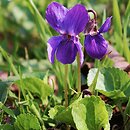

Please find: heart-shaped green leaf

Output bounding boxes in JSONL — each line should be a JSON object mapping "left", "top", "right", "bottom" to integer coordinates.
{"left": 72, "top": 96, "right": 110, "bottom": 130}
{"left": 87, "top": 67, "right": 130, "bottom": 98}
{"left": 14, "top": 113, "right": 41, "bottom": 130}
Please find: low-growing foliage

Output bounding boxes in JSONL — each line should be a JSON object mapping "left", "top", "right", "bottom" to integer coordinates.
{"left": 0, "top": 0, "right": 130, "bottom": 130}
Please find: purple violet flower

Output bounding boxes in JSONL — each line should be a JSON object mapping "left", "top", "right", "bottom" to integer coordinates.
{"left": 46, "top": 2, "right": 89, "bottom": 64}
{"left": 84, "top": 16, "right": 112, "bottom": 59}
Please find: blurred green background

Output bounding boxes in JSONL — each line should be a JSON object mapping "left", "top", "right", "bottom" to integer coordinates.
{"left": 0, "top": 0, "right": 129, "bottom": 73}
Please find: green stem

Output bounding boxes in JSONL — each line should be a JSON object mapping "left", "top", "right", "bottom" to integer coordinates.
{"left": 89, "top": 68, "right": 100, "bottom": 95}
{"left": 64, "top": 0, "right": 68, "bottom": 7}
{"left": 64, "top": 65, "right": 68, "bottom": 107}
{"left": 0, "top": 46, "right": 19, "bottom": 76}
{"left": 30, "top": 103, "right": 46, "bottom": 130}
{"left": 77, "top": 53, "right": 81, "bottom": 93}
{"left": 89, "top": 56, "right": 107, "bottom": 94}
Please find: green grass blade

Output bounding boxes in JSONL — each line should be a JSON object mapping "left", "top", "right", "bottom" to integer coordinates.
{"left": 124, "top": 0, "right": 130, "bottom": 37}
{"left": 26, "top": 0, "right": 52, "bottom": 43}
{"left": 102, "top": 9, "right": 106, "bottom": 24}
{"left": 0, "top": 46, "right": 19, "bottom": 76}
{"left": 123, "top": 37, "right": 130, "bottom": 63}
{"left": 113, "top": 0, "right": 122, "bottom": 37}
{"left": 123, "top": 0, "right": 130, "bottom": 63}
{"left": 0, "top": 102, "right": 16, "bottom": 119}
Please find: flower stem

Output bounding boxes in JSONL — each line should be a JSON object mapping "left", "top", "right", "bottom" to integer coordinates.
{"left": 64, "top": 0, "right": 68, "bottom": 7}
{"left": 77, "top": 53, "right": 81, "bottom": 93}
{"left": 64, "top": 65, "right": 68, "bottom": 107}
{"left": 89, "top": 68, "right": 100, "bottom": 95}
{"left": 87, "top": 9, "right": 97, "bottom": 20}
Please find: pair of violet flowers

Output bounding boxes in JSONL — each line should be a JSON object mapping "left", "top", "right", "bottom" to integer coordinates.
{"left": 46, "top": 2, "right": 112, "bottom": 65}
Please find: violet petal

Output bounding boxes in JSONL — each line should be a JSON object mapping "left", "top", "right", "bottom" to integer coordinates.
{"left": 98, "top": 16, "right": 112, "bottom": 33}
{"left": 47, "top": 36, "right": 62, "bottom": 63}
{"left": 46, "top": 2, "right": 68, "bottom": 32}
{"left": 56, "top": 39, "right": 78, "bottom": 64}
{"left": 61, "top": 4, "right": 89, "bottom": 35}
{"left": 84, "top": 34, "right": 108, "bottom": 59}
